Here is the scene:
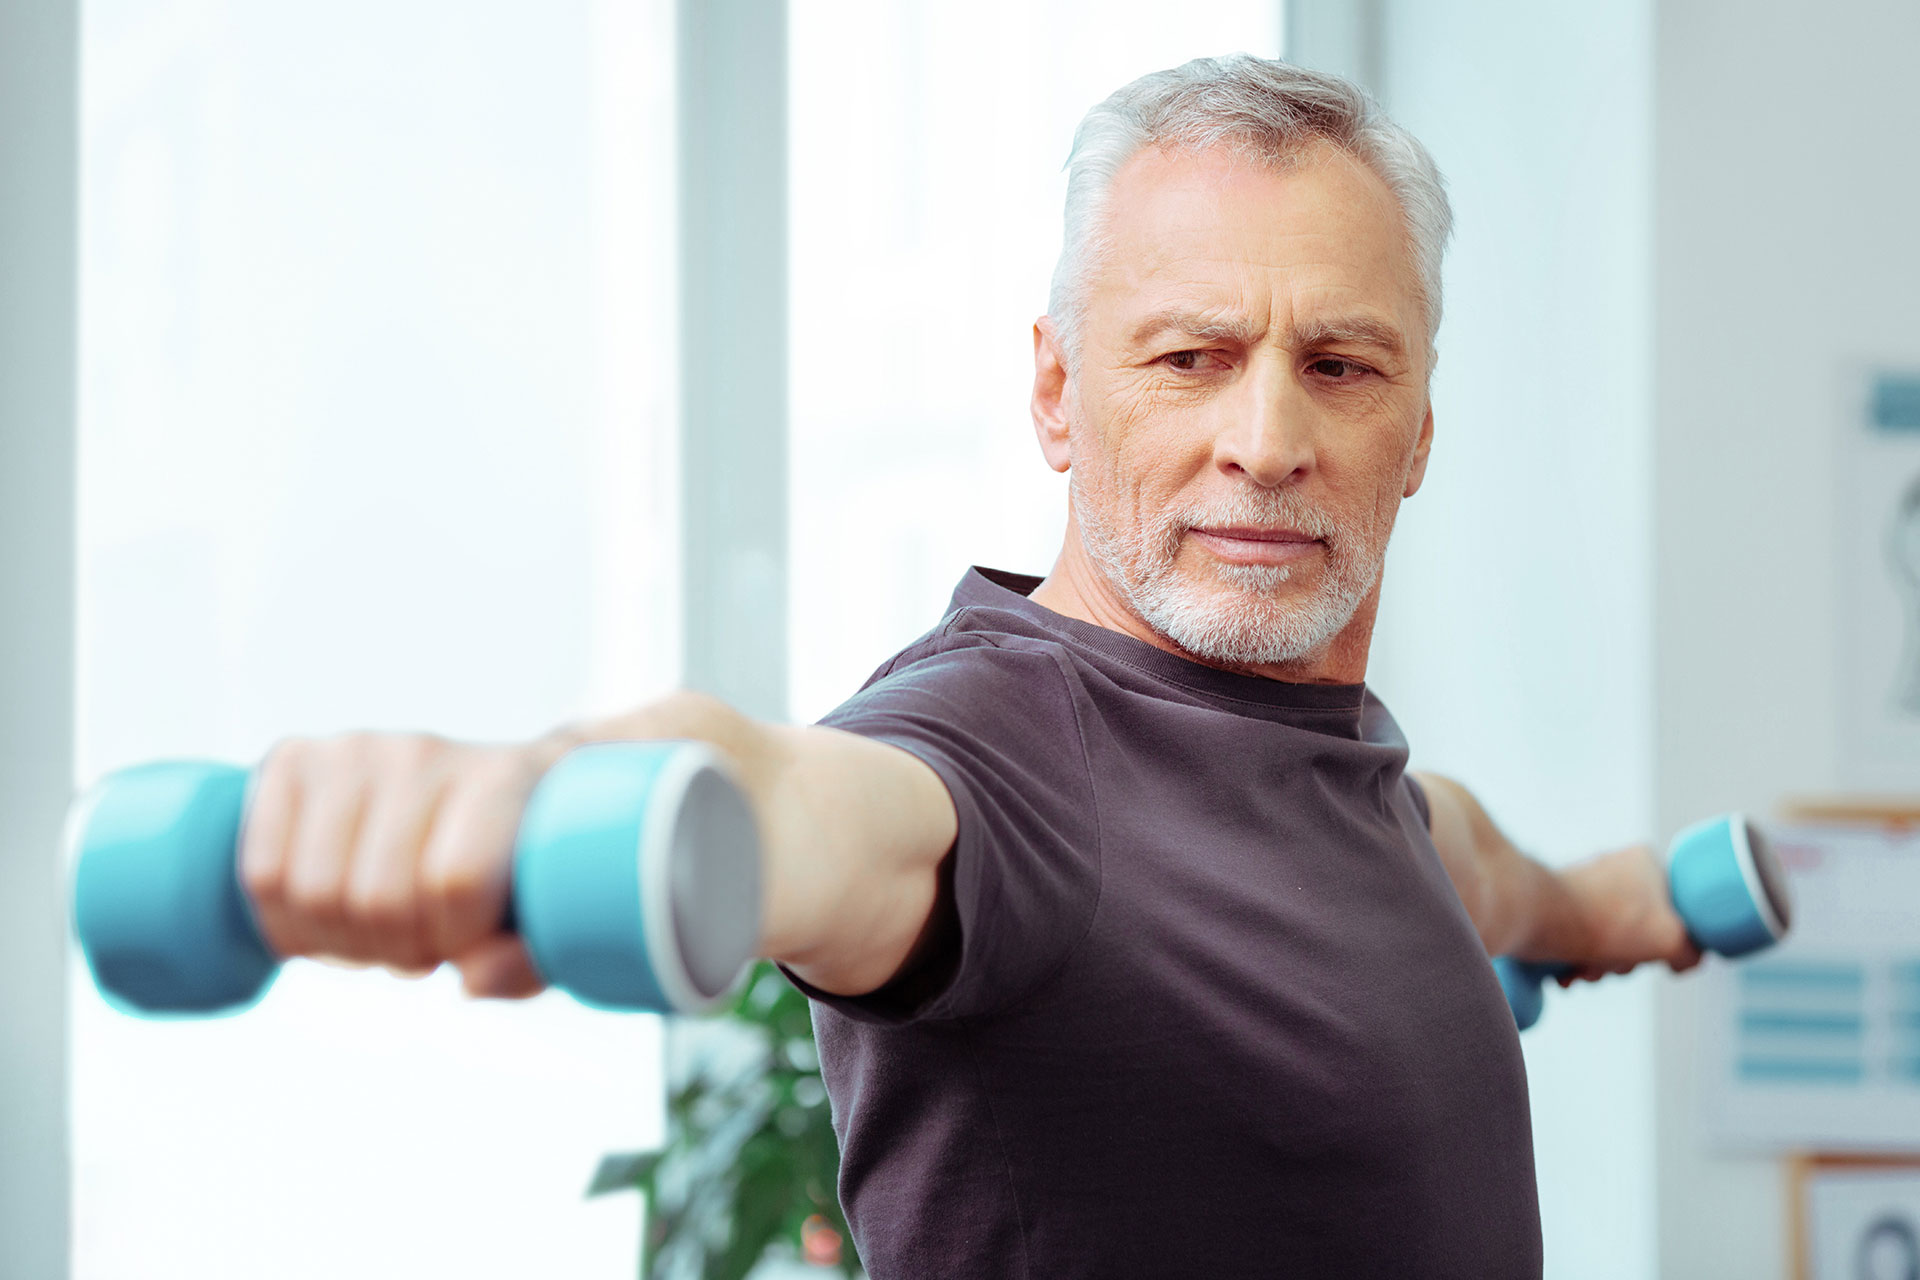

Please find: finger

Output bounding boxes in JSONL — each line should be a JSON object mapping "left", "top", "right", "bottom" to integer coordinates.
{"left": 341, "top": 760, "right": 447, "bottom": 972}
{"left": 385, "top": 961, "right": 441, "bottom": 980}
{"left": 454, "top": 934, "right": 546, "bottom": 1000}
{"left": 281, "top": 770, "right": 370, "bottom": 962}
{"left": 419, "top": 754, "right": 533, "bottom": 960}
{"left": 238, "top": 741, "right": 305, "bottom": 959}
{"left": 1669, "top": 940, "right": 1706, "bottom": 973}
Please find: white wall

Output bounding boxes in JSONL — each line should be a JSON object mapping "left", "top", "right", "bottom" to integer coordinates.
{"left": 1368, "top": 2, "right": 1920, "bottom": 1276}
{"left": 1358, "top": 3, "right": 1661, "bottom": 1277}
{"left": 1652, "top": 2, "right": 1920, "bottom": 1275}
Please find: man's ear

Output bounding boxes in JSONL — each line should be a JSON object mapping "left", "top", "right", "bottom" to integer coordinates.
{"left": 1032, "top": 317, "right": 1073, "bottom": 474}
{"left": 1403, "top": 399, "right": 1434, "bottom": 499}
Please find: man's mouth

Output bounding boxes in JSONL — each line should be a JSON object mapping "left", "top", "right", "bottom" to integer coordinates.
{"left": 1188, "top": 526, "right": 1325, "bottom": 566}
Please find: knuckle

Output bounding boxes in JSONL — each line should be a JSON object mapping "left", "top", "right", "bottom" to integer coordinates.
{"left": 285, "top": 882, "right": 346, "bottom": 930}
{"left": 335, "top": 730, "right": 382, "bottom": 757}
{"left": 239, "top": 857, "right": 285, "bottom": 905}
{"left": 467, "top": 746, "right": 534, "bottom": 790}
{"left": 303, "top": 740, "right": 374, "bottom": 802}
{"left": 383, "top": 732, "right": 447, "bottom": 774}
{"left": 263, "top": 734, "right": 311, "bottom": 768}
{"left": 300, "top": 738, "right": 367, "bottom": 794}
{"left": 420, "top": 861, "right": 487, "bottom": 914}
{"left": 321, "top": 733, "right": 382, "bottom": 776}
{"left": 256, "top": 736, "right": 310, "bottom": 793}
{"left": 343, "top": 883, "right": 414, "bottom": 934}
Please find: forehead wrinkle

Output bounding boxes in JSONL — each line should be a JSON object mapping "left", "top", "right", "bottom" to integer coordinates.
{"left": 1090, "top": 145, "right": 1427, "bottom": 364}
{"left": 1113, "top": 245, "right": 1408, "bottom": 358}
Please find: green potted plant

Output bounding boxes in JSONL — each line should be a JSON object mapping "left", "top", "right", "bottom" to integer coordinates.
{"left": 587, "top": 963, "right": 861, "bottom": 1279}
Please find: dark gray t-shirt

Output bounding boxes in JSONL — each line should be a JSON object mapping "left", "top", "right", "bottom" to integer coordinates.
{"left": 789, "top": 566, "right": 1540, "bottom": 1278}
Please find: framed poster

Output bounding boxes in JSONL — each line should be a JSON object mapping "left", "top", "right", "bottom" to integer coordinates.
{"left": 1837, "top": 368, "right": 1920, "bottom": 790}
{"left": 1794, "top": 1155, "right": 1920, "bottom": 1280}
{"left": 1702, "top": 811, "right": 1920, "bottom": 1152}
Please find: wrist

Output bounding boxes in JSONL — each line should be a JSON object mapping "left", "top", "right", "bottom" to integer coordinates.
{"left": 1506, "top": 855, "right": 1599, "bottom": 963}
{"left": 528, "top": 689, "right": 761, "bottom": 770}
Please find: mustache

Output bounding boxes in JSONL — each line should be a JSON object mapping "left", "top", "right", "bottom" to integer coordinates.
{"left": 1162, "top": 494, "right": 1342, "bottom": 544}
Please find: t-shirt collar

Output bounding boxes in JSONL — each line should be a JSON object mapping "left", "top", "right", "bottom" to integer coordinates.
{"left": 951, "top": 565, "right": 1370, "bottom": 713}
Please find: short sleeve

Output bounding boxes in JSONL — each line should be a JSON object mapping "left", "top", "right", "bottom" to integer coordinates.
{"left": 782, "top": 636, "right": 1102, "bottom": 1024}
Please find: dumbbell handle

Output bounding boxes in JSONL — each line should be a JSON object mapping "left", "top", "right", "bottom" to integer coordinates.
{"left": 1493, "top": 812, "right": 1791, "bottom": 1030}
{"left": 70, "top": 741, "right": 761, "bottom": 1019}
{"left": 1493, "top": 957, "right": 1572, "bottom": 1032}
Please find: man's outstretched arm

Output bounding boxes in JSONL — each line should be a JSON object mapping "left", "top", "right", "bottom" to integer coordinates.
{"left": 237, "top": 689, "right": 959, "bottom": 1002}
{"left": 637, "top": 696, "right": 961, "bottom": 999}
{"left": 1409, "top": 771, "right": 1702, "bottom": 981}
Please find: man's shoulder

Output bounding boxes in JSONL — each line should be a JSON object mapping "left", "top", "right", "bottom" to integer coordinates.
{"left": 809, "top": 605, "right": 1097, "bottom": 760}
{"left": 847, "top": 602, "right": 1081, "bottom": 696}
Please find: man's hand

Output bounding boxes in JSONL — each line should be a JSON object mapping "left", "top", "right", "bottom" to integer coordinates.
{"left": 1549, "top": 843, "right": 1702, "bottom": 985}
{"left": 239, "top": 732, "right": 558, "bottom": 999}
{"left": 1414, "top": 770, "right": 1704, "bottom": 983}
{"left": 237, "top": 689, "right": 763, "bottom": 1000}
{"left": 236, "top": 687, "right": 959, "bottom": 1005}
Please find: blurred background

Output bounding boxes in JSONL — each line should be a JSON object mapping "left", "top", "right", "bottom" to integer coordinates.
{"left": 4, "top": 0, "right": 1919, "bottom": 1276}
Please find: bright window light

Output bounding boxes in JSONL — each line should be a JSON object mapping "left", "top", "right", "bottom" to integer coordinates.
{"left": 73, "top": 3, "right": 678, "bottom": 1276}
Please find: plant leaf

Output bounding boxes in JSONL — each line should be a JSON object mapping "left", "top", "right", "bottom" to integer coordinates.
{"left": 585, "top": 1150, "right": 664, "bottom": 1198}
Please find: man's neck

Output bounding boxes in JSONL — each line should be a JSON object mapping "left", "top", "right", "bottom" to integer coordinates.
{"left": 1027, "top": 512, "right": 1375, "bottom": 685}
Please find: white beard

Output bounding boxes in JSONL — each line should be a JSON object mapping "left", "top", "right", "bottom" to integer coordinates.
{"left": 1069, "top": 462, "right": 1386, "bottom": 669}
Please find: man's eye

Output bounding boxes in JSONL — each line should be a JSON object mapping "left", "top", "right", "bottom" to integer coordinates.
{"left": 1308, "top": 356, "right": 1372, "bottom": 380}
{"left": 1163, "top": 350, "right": 1214, "bottom": 372}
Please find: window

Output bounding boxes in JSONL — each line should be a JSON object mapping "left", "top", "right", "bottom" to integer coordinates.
{"left": 74, "top": 3, "right": 676, "bottom": 1275}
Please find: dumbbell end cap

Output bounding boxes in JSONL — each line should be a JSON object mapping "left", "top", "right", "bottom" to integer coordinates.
{"left": 69, "top": 761, "right": 279, "bottom": 1017}
{"left": 1668, "top": 812, "right": 1793, "bottom": 960}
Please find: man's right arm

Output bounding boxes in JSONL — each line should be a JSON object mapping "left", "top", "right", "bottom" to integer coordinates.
{"left": 237, "top": 689, "right": 959, "bottom": 1001}
{"left": 553, "top": 691, "right": 962, "bottom": 997}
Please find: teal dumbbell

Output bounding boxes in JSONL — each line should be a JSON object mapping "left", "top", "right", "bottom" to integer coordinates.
{"left": 68, "top": 741, "right": 762, "bottom": 1018}
{"left": 1493, "top": 812, "right": 1792, "bottom": 1030}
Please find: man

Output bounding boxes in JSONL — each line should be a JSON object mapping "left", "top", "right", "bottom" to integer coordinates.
{"left": 238, "top": 56, "right": 1697, "bottom": 1278}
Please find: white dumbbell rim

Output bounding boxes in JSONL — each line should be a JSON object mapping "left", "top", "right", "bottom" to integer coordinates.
{"left": 1674, "top": 811, "right": 1789, "bottom": 944}
{"left": 1729, "top": 812, "right": 1790, "bottom": 942}
{"left": 635, "top": 740, "right": 759, "bottom": 1015}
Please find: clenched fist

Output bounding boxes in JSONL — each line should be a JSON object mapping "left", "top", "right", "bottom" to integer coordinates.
{"left": 1555, "top": 843, "right": 1704, "bottom": 985}
{"left": 238, "top": 732, "right": 559, "bottom": 999}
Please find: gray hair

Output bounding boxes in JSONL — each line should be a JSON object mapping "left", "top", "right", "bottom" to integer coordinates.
{"left": 1047, "top": 54, "right": 1453, "bottom": 373}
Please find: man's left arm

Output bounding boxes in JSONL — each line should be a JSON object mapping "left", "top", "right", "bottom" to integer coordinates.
{"left": 1409, "top": 770, "right": 1702, "bottom": 982}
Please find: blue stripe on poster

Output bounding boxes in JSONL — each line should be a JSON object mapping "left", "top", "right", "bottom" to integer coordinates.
{"left": 1872, "top": 371, "right": 1920, "bottom": 432}
{"left": 1741, "top": 962, "right": 1867, "bottom": 991}
{"left": 1739, "top": 1011, "right": 1867, "bottom": 1037}
{"left": 1737, "top": 1058, "right": 1866, "bottom": 1085}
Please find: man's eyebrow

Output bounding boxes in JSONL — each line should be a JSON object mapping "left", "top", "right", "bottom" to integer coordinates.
{"left": 1125, "top": 308, "right": 1409, "bottom": 359}
{"left": 1126, "top": 309, "right": 1266, "bottom": 348}
{"left": 1290, "top": 316, "right": 1407, "bottom": 359}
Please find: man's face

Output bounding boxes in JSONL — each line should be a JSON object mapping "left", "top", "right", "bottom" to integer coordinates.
{"left": 1051, "top": 141, "right": 1434, "bottom": 670}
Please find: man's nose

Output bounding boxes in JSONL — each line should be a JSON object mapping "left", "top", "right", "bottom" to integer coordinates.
{"left": 1212, "top": 362, "right": 1317, "bottom": 487}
